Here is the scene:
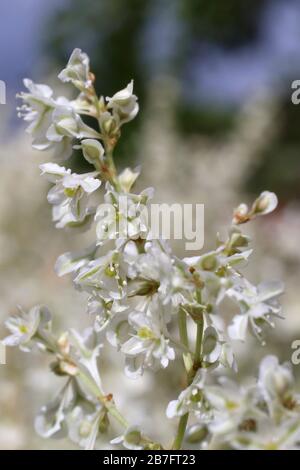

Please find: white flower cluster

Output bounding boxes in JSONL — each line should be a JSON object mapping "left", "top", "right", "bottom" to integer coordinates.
{"left": 3, "top": 49, "right": 299, "bottom": 451}
{"left": 169, "top": 355, "right": 300, "bottom": 450}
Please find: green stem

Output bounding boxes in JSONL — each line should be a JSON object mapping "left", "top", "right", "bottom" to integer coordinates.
{"left": 77, "top": 370, "right": 128, "bottom": 428}
{"left": 40, "top": 330, "right": 129, "bottom": 430}
{"left": 172, "top": 413, "right": 189, "bottom": 450}
{"left": 172, "top": 294, "right": 205, "bottom": 450}
{"left": 172, "top": 310, "right": 192, "bottom": 450}
{"left": 178, "top": 308, "right": 188, "bottom": 349}
{"left": 104, "top": 146, "right": 122, "bottom": 191}
{"left": 193, "top": 288, "right": 204, "bottom": 371}
{"left": 194, "top": 316, "right": 204, "bottom": 367}
{"left": 178, "top": 308, "right": 193, "bottom": 373}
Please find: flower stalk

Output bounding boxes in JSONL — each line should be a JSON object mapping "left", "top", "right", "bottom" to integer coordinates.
{"left": 3, "top": 48, "right": 297, "bottom": 451}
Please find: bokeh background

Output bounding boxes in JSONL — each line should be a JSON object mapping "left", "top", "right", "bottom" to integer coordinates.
{"left": 1, "top": 0, "right": 300, "bottom": 449}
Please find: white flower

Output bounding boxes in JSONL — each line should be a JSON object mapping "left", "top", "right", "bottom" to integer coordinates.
{"left": 17, "top": 79, "right": 87, "bottom": 160}
{"left": 95, "top": 184, "right": 153, "bottom": 244}
{"left": 68, "top": 405, "right": 106, "bottom": 450}
{"left": 205, "top": 378, "right": 257, "bottom": 437}
{"left": 258, "top": 356, "right": 294, "bottom": 401}
{"left": 227, "top": 279, "right": 284, "bottom": 342}
{"left": 121, "top": 303, "right": 175, "bottom": 378}
{"left": 257, "top": 355, "right": 298, "bottom": 419}
{"left": 74, "top": 250, "right": 127, "bottom": 301}
{"left": 87, "top": 295, "right": 128, "bottom": 335}
{"left": 58, "top": 48, "right": 91, "bottom": 89}
{"left": 106, "top": 80, "right": 139, "bottom": 124}
{"left": 3, "top": 305, "right": 51, "bottom": 352}
{"left": 55, "top": 243, "right": 98, "bottom": 277}
{"left": 46, "top": 105, "right": 100, "bottom": 141}
{"left": 127, "top": 244, "right": 174, "bottom": 299}
{"left": 40, "top": 162, "right": 101, "bottom": 229}
{"left": 166, "top": 369, "right": 207, "bottom": 418}
{"left": 106, "top": 310, "right": 131, "bottom": 348}
{"left": 233, "top": 416, "right": 300, "bottom": 450}
{"left": 17, "top": 79, "right": 56, "bottom": 148}
{"left": 35, "top": 380, "right": 77, "bottom": 439}
{"left": 111, "top": 426, "right": 144, "bottom": 450}
{"left": 52, "top": 203, "right": 96, "bottom": 231}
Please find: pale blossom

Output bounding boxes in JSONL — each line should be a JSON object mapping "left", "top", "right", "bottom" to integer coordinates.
{"left": 106, "top": 80, "right": 139, "bottom": 124}
{"left": 58, "top": 48, "right": 91, "bottom": 89}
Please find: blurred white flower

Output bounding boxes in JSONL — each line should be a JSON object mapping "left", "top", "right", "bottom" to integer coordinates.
{"left": 234, "top": 416, "right": 300, "bottom": 450}
{"left": 35, "top": 380, "right": 77, "bottom": 439}
{"left": 17, "top": 79, "right": 56, "bottom": 149}
{"left": 205, "top": 378, "right": 257, "bottom": 437}
{"left": 40, "top": 163, "right": 101, "bottom": 229}
{"left": 227, "top": 279, "right": 284, "bottom": 342}
{"left": 3, "top": 305, "right": 51, "bottom": 352}
{"left": 68, "top": 405, "right": 106, "bottom": 450}
{"left": 17, "top": 80, "right": 93, "bottom": 160}
{"left": 257, "top": 355, "right": 299, "bottom": 420}
{"left": 55, "top": 243, "right": 98, "bottom": 277}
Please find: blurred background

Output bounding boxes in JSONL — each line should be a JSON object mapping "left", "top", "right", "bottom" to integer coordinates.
{"left": 1, "top": 0, "right": 300, "bottom": 449}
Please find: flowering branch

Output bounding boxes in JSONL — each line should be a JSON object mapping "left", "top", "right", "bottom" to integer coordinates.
{"left": 2, "top": 48, "right": 300, "bottom": 450}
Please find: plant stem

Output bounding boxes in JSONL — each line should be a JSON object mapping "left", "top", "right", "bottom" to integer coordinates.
{"left": 172, "top": 295, "right": 205, "bottom": 450}
{"left": 178, "top": 308, "right": 188, "bottom": 349}
{"left": 194, "top": 316, "right": 204, "bottom": 367}
{"left": 172, "top": 413, "right": 189, "bottom": 450}
{"left": 77, "top": 370, "right": 128, "bottom": 428}
{"left": 188, "top": 289, "right": 204, "bottom": 385}
{"left": 103, "top": 145, "right": 122, "bottom": 191}
{"left": 172, "top": 309, "right": 191, "bottom": 450}
{"left": 178, "top": 308, "right": 193, "bottom": 374}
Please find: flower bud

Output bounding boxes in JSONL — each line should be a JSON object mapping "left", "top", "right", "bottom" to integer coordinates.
{"left": 99, "top": 111, "right": 119, "bottom": 136}
{"left": 57, "top": 332, "right": 70, "bottom": 355}
{"left": 232, "top": 203, "right": 249, "bottom": 225}
{"left": 81, "top": 139, "right": 104, "bottom": 168}
{"left": 186, "top": 424, "right": 208, "bottom": 444}
{"left": 251, "top": 191, "right": 278, "bottom": 216}
{"left": 118, "top": 167, "right": 140, "bottom": 192}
